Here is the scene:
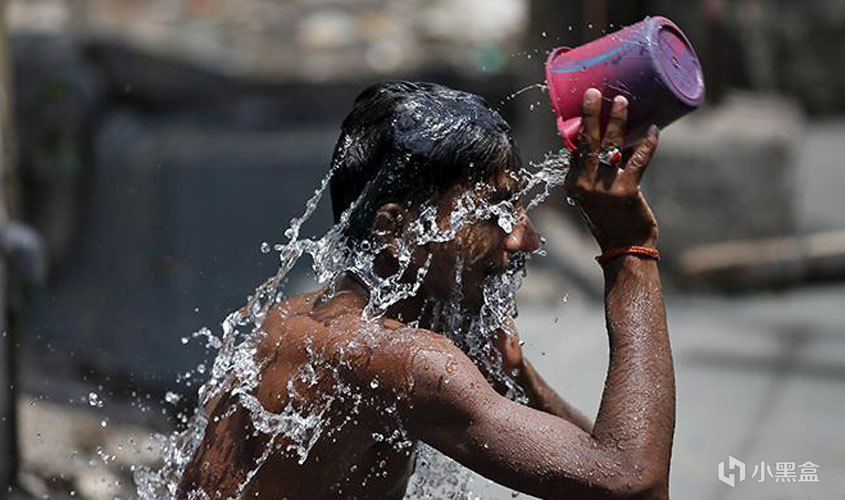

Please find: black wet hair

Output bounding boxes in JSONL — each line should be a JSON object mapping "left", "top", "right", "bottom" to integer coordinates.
{"left": 328, "top": 81, "right": 522, "bottom": 243}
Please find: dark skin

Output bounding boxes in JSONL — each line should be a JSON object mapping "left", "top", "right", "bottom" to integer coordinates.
{"left": 178, "top": 88, "right": 673, "bottom": 499}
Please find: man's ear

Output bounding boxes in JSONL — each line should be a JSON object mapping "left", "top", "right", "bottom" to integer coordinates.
{"left": 370, "top": 203, "right": 411, "bottom": 277}
{"left": 372, "top": 203, "right": 410, "bottom": 240}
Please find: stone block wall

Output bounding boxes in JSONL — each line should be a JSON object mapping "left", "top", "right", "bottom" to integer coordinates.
{"left": 646, "top": 92, "right": 803, "bottom": 269}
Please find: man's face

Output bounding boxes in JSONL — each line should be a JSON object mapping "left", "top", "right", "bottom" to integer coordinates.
{"left": 423, "top": 167, "right": 542, "bottom": 310}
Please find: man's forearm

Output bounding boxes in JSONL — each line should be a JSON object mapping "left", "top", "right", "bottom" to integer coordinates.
{"left": 593, "top": 256, "right": 675, "bottom": 495}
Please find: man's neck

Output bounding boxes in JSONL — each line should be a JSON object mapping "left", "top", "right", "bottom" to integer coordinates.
{"left": 330, "top": 273, "right": 448, "bottom": 332}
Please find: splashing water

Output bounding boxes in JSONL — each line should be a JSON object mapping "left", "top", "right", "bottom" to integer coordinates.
{"left": 501, "top": 83, "right": 549, "bottom": 106}
{"left": 134, "top": 142, "right": 572, "bottom": 498}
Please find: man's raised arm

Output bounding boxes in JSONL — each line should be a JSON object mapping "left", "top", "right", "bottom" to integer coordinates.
{"left": 403, "top": 89, "right": 674, "bottom": 499}
{"left": 568, "top": 88, "right": 675, "bottom": 496}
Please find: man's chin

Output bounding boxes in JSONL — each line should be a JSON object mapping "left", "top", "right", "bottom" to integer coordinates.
{"left": 436, "top": 264, "right": 526, "bottom": 316}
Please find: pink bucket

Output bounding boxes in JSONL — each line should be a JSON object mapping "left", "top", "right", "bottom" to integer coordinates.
{"left": 545, "top": 16, "right": 705, "bottom": 150}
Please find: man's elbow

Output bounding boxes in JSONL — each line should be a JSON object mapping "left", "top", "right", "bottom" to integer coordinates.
{"left": 601, "top": 464, "right": 669, "bottom": 500}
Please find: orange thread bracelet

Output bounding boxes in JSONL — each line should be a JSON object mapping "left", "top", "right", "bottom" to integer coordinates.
{"left": 596, "top": 246, "right": 660, "bottom": 265}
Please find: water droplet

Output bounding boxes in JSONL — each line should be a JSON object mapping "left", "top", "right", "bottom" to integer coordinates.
{"left": 260, "top": 242, "right": 271, "bottom": 254}
{"left": 88, "top": 392, "right": 102, "bottom": 407}
{"left": 369, "top": 379, "right": 379, "bottom": 389}
{"left": 164, "top": 391, "right": 181, "bottom": 405}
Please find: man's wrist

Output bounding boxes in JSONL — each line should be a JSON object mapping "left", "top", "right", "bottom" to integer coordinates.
{"left": 596, "top": 246, "right": 660, "bottom": 266}
{"left": 601, "top": 253, "right": 660, "bottom": 283}
{"left": 598, "top": 236, "right": 658, "bottom": 253}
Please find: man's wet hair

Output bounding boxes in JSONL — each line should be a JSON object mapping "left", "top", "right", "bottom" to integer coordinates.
{"left": 329, "top": 81, "right": 522, "bottom": 243}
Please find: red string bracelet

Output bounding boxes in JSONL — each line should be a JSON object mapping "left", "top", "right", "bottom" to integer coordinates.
{"left": 596, "top": 246, "right": 660, "bottom": 265}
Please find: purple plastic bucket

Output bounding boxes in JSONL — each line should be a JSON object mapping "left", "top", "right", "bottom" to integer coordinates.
{"left": 545, "top": 16, "right": 705, "bottom": 150}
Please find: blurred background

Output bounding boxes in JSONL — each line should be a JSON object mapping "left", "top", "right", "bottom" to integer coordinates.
{"left": 0, "top": 0, "right": 844, "bottom": 498}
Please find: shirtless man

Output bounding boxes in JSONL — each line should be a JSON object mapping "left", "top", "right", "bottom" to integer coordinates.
{"left": 177, "top": 82, "right": 674, "bottom": 499}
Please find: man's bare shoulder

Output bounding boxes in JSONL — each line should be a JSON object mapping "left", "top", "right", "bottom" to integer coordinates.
{"left": 253, "top": 292, "right": 495, "bottom": 432}
{"left": 254, "top": 292, "right": 462, "bottom": 389}
{"left": 332, "top": 318, "right": 495, "bottom": 425}
{"left": 318, "top": 316, "right": 462, "bottom": 396}
{"left": 323, "top": 318, "right": 491, "bottom": 429}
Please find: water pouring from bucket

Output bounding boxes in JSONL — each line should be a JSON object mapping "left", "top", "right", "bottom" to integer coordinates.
{"left": 546, "top": 16, "right": 705, "bottom": 150}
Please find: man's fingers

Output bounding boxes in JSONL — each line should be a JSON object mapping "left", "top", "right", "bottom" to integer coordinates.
{"left": 577, "top": 88, "right": 602, "bottom": 183}
{"left": 596, "top": 95, "right": 628, "bottom": 188}
{"left": 620, "top": 125, "right": 659, "bottom": 186}
{"left": 601, "top": 95, "right": 628, "bottom": 150}
{"left": 579, "top": 88, "right": 602, "bottom": 150}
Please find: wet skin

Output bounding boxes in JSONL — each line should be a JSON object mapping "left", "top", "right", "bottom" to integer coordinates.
{"left": 178, "top": 89, "right": 674, "bottom": 499}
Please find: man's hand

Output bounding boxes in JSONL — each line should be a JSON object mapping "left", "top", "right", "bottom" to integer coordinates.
{"left": 564, "top": 88, "right": 660, "bottom": 252}
{"left": 492, "top": 322, "right": 523, "bottom": 375}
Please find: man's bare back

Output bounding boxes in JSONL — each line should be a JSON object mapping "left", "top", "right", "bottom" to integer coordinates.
{"left": 178, "top": 289, "right": 437, "bottom": 499}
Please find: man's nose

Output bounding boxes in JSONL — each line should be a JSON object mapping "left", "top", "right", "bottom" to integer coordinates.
{"left": 505, "top": 209, "right": 541, "bottom": 254}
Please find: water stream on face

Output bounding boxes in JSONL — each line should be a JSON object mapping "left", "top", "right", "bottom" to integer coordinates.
{"left": 134, "top": 131, "right": 572, "bottom": 499}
